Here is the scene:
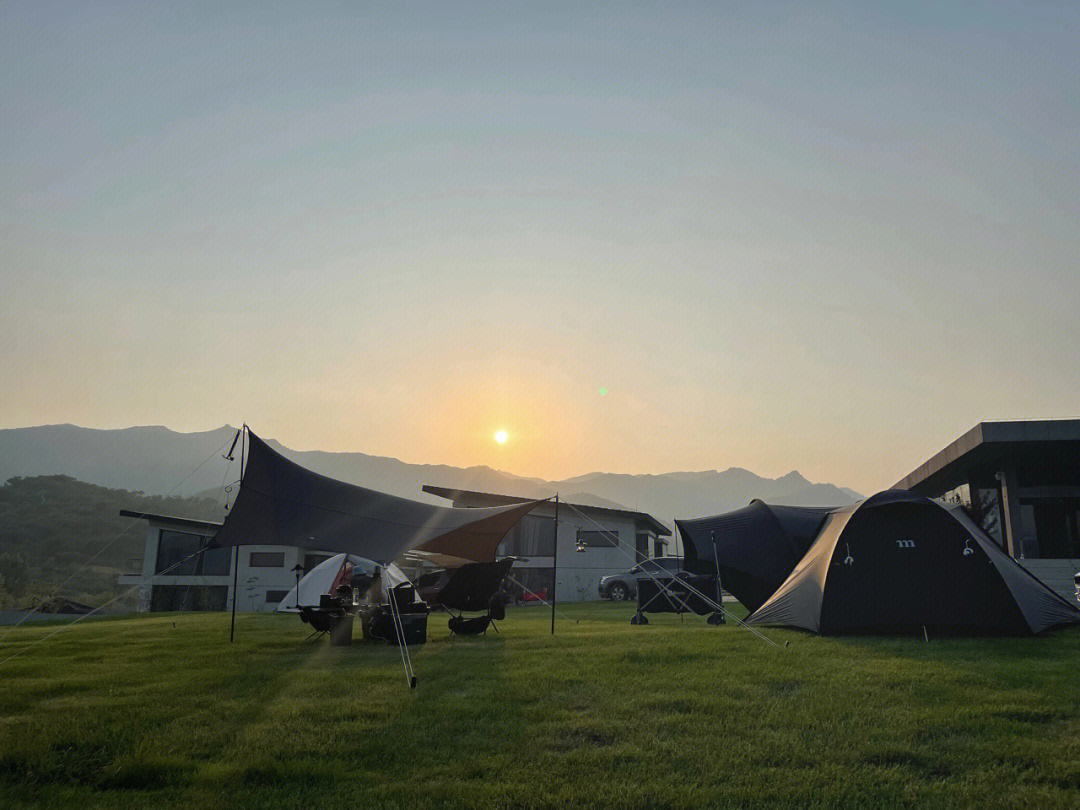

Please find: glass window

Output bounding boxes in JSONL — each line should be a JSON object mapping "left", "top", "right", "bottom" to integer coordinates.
{"left": 578, "top": 529, "right": 619, "bottom": 548}
{"left": 304, "top": 553, "right": 334, "bottom": 574}
{"left": 150, "top": 585, "right": 228, "bottom": 612}
{"left": 975, "top": 488, "right": 1004, "bottom": 546}
{"left": 507, "top": 567, "right": 553, "bottom": 600}
{"left": 156, "top": 530, "right": 231, "bottom": 576}
{"left": 498, "top": 515, "right": 555, "bottom": 557}
{"left": 249, "top": 551, "right": 285, "bottom": 568}
{"left": 635, "top": 533, "right": 650, "bottom": 561}
{"left": 1026, "top": 499, "right": 1080, "bottom": 559}
{"left": 265, "top": 590, "right": 289, "bottom": 603}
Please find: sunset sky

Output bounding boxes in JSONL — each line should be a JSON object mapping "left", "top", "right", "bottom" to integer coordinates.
{"left": 2, "top": 2, "right": 1078, "bottom": 493}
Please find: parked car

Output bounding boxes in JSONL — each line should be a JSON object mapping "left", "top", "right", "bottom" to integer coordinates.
{"left": 598, "top": 557, "right": 683, "bottom": 601}
{"left": 1074, "top": 569, "right": 1079, "bottom": 604}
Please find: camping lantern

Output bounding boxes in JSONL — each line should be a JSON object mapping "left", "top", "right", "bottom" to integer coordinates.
{"left": 575, "top": 537, "right": 587, "bottom": 553}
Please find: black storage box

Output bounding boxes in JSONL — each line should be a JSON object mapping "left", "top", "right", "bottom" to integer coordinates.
{"left": 635, "top": 574, "right": 720, "bottom": 616}
{"left": 360, "top": 606, "right": 428, "bottom": 646}
{"left": 398, "top": 612, "right": 428, "bottom": 646}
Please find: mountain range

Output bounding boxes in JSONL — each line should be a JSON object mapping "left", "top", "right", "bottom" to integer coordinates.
{"left": 0, "top": 424, "right": 862, "bottom": 528}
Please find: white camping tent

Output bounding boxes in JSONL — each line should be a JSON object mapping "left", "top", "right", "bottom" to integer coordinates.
{"left": 276, "top": 553, "right": 416, "bottom": 613}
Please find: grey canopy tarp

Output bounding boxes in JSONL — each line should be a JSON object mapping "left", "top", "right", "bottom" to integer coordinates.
{"left": 747, "top": 490, "right": 1080, "bottom": 636}
{"left": 211, "top": 430, "right": 544, "bottom": 564}
{"left": 675, "top": 501, "right": 836, "bottom": 613}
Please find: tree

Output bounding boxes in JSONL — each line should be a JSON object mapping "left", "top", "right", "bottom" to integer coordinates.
{"left": 0, "top": 551, "right": 29, "bottom": 601}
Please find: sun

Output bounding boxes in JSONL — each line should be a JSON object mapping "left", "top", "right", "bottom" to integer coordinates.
{"left": 494, "top": 430, "right": 508, "bottom": 445}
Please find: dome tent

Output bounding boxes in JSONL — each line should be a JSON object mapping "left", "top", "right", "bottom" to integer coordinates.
{"left": 276, "top": 553, "right": 415, "bottom": 613}
{"left": 746, "top": 490, "right": 1080, "bottom": 636}
{"left": 675, "top": 501, "right": 836, "bottom": 613}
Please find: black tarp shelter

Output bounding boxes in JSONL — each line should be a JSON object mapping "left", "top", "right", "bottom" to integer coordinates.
{"left": 212, "top": 429, "right": 544, "bottom": 564}
{"left": 746, "top": 490, "right": 1080, "bottom": 636}
{"left": 675, "top": 501, "right": 836, "bottom": 613}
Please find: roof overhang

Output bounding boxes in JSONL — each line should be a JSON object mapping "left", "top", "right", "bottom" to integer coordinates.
{"left": 422, "top": 485, "right": 671, "bottom": 537}
{"left": 894, "top": 420, "right": 1080, "bottom": 493}
{"left": 119, "top": 509, "right": 223, "bottom": 533}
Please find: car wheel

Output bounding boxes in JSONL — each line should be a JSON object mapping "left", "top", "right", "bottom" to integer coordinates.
{"left": 608, "top": 583, "right": 629, "bottom": 602}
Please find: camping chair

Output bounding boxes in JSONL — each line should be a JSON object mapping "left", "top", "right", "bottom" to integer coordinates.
{"left": 434, "top": 560, "right": 514, "bottom": 636}
{"left": 298, "top": 605, "right": 333, "bottom": 640}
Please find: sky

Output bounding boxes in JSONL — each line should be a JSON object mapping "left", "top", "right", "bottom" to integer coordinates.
{"left": 2, "top": 2, "right": 1078, "bottom": 493}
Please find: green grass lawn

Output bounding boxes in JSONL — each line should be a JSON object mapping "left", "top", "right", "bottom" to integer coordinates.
{"left": 1, "top": 601, "right": 1079, "bottom": 809}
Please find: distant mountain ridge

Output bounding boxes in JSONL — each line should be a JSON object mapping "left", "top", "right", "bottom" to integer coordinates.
{"left": 0, "top": 424, "right": 861, "bottom": 528}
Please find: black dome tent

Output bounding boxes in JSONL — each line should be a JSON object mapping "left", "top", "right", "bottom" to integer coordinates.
{"left": 675, "top": 501, "right": 836, "bottom": 613}
{"left": 746, "top": 490, "right": 1080, "bottom": 636}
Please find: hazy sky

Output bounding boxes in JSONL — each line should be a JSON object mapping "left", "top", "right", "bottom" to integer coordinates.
{"left": 2, "top": 2, "right": 1078, "bottom": 493}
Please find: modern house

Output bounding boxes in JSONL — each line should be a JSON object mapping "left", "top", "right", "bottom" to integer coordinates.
{"left": 421, "top": 486, "right": 672, "bottom": 603}
{"left": 894, "top": 420, "right": 1080, "bottom": 599}
{"left": 117, "top": 510, "right": 339, "bottom": 613}
{"left": 118, "top": 490, "right": 672, "bottom": 611}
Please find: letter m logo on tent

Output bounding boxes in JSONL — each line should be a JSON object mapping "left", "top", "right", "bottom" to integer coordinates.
{"left": 896, "top": 539, "right": 916, "bottom": 549}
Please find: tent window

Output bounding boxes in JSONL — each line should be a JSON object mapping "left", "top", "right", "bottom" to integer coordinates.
{"left": 265, "top": 590, "right": 289, "bottom": 603}
{"left": 156, "top": 530, "right": 230, "bottom": 576}
{"left": 249, "top": 552, "right": 285, "bottom": 568}
{"left": 578, "top": 529, "right": 619, "bottom": 548}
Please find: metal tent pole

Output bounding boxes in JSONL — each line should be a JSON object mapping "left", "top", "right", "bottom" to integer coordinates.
{"left": 229, "top": 426, "right": 245, "bottom": 643}
{"left": 229, "top": 545, "right": 239, "bottom": 642}
{"left": 551, "top": 493, "right": 559, "bottom": 635}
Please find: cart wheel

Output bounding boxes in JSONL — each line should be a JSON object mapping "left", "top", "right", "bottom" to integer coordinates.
{"left": 630, "top": 612, "right": 648, "bottom": 626}
{"left": 707, "top": 612, "right": 725, "bottom": 626}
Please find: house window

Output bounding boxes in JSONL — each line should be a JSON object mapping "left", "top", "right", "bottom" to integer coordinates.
{"left": 635, "top": 533, "right": 650, "bottom": 561}
{"left": 497, "top": 515, "right": 555, "bottom": 557}
{"left": 508, "top": 567, "right": 554, "bottom": 601}
{"left": 156, "top": 530, "right": 231, "bottom": 576}
{"left": 304, "top": 553, "right": 334, "bottom": 574}
{"left": 577, "top": 529, "right": 619, "bottom": 548}
{"left": 265, "top": 590, "right": 290, "bottom": 603}
{"left": 150, "top": 585, "right": 228, "bottom": 612}
{"left": 249, "top": 551, "right": 285, "bottom": 568}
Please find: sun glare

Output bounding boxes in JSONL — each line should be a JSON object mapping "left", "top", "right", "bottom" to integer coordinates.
{"left": 494, "top": 430, "right": 508, "bottom": 445}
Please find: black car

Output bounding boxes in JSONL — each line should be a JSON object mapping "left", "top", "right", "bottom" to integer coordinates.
{"left": 598, "top": 557, "right": 683, "bottom": 601}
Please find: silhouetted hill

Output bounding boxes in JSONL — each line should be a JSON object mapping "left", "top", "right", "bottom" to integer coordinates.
{"left": 0, "top": 475, "right": 222, "bottom": 607}
{"left": 0, "top": 425, "right": 862, "bottom": 530}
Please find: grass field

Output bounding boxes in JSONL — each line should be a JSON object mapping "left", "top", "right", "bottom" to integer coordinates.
{"left": 1, "top": 601, "right": 1079, "bottom": 809}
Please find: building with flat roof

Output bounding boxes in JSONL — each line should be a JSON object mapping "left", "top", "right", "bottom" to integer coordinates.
{"left": 422, "top": 486, "right": 672, "bottom": 602}
{"left": 117, "top": 510, "right": 340, "bottom": 613}
{"left": 119, "top": 489, "right": 672, "bottom": 610}
{"left": 894, "top": 420, "right": 1080, "bottom": 598}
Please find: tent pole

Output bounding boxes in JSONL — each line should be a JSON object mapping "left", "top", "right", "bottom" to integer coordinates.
{"left": 551, "top": 493, "right": 559, "bottom": 635}
{"left": 229, "top": 426, "right": 245, "bottom": 643}
{"left": 229, "top": 545, "right": 239, "bottom": 642}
